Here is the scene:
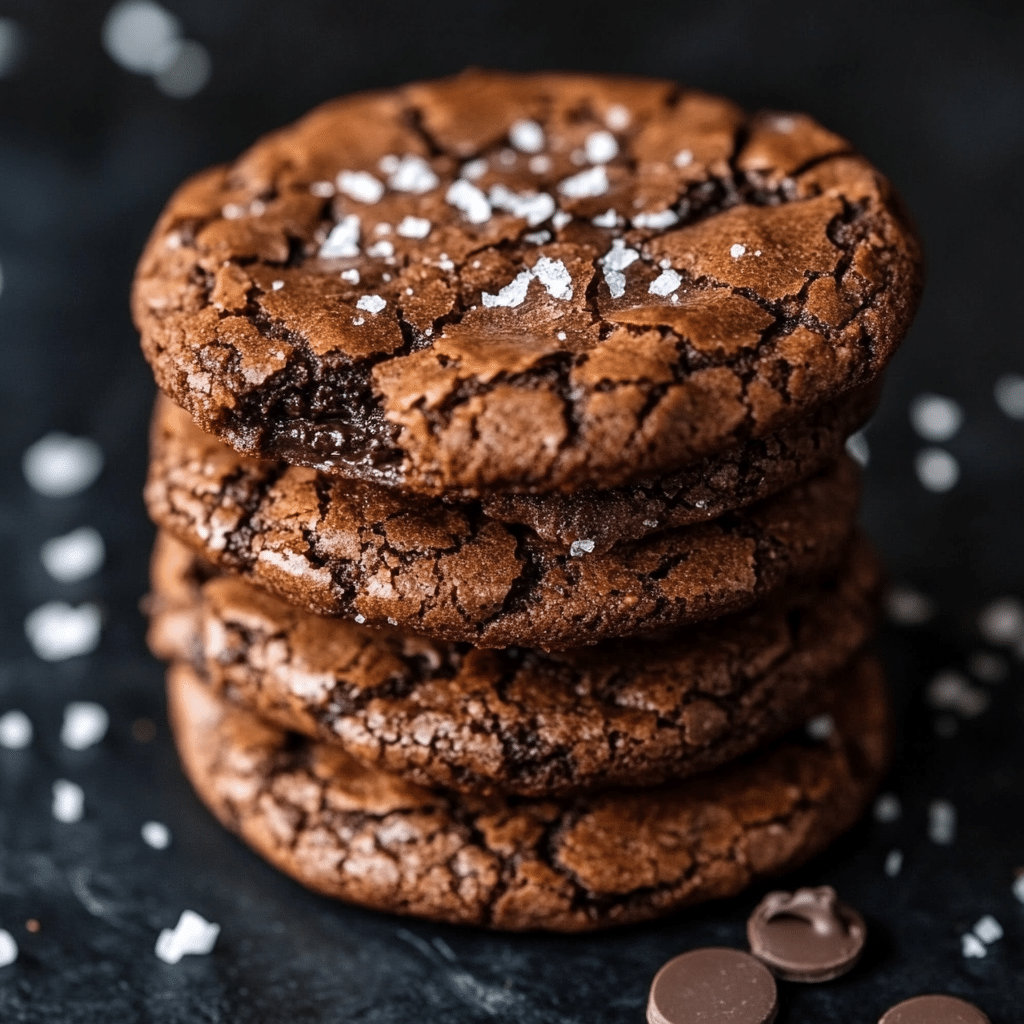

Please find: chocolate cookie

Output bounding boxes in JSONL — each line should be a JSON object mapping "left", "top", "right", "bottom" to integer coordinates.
{"left": 145, "top": 397, "right": 861, "bottom": 649}
{"left": 148, "top": 531, "right": 879, "bottom": 796}
{"left": 132, "top": 70, "right": 922, "bottom": 496}
{"left": 167, "top": 653, "right": 890, "bottom": 931}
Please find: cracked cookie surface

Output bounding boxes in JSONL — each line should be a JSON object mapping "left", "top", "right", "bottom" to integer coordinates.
{"left": 132, "top": 70, "right": 922, "bottom": 496}
{"left": 148, "top": 531, "right": 879, "bottom": 797}
{"left": 167, "top": 653, "right": 889, "bottom": 931}
{"left": 145, "top": 397, "right": 861, "bottom": 649}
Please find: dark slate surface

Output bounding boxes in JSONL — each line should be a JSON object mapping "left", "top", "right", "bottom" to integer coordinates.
{"left": 0, "top": 1, "right": 1022, "bottom": 1020}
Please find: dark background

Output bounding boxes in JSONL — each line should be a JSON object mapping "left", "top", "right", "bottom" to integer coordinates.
{"left": 0, "top": 1, "right": 1022, "bottom": 1021}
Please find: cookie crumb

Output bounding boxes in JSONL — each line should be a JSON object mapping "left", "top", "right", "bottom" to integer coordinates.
{"left": 142, "top": 821, "right": 171, "bottom": 849}
{"left": 24, "top": 920, "right": 40, "bottom": 933}
{"left": 155, "top": 910, "right": 220, "bottom": 965}
{"left": 52, "top": 779, "right": 84, "bottom": 823}
{"left": 61, "top": 702, "right": 110, "bottom": 750}
{"left": 0, "top": 710, "right": 32, "bottom": 750}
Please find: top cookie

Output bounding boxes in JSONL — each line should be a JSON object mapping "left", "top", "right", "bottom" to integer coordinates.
{"left": 133, "top": 70, "right": 922, "bottom": 496}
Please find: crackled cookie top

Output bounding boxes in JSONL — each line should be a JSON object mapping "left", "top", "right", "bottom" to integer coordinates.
{"left": 167, "top": 654, "right": 889, "bottom": 931}
{"left": 133, "top": 70, "right": 922, "bottom": 495}
{"left": 145, "top": 397, "right": 861, "bottom": 649}
{"left": 148, "top": 531, "right": 879, "bottom": 796}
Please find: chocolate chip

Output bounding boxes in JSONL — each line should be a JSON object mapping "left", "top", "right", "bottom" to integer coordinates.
{"left": 647, "top": 948, "right": 778, "bottom": 1024}
{"left": 878, "top": 994, "right": 991, "bottom": 1024}
{"left": 747, "top": 885, "right": 866, "bottom": 982}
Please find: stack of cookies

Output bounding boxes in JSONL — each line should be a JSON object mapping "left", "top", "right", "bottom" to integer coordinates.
{"left": 134, "top": 71, "right": 922, "bottom": 931}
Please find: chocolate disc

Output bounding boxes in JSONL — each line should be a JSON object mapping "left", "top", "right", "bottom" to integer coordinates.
{"left": 878, "top": 994, "right": 991, "bottom": 1024}
{"left": 747, "top": 885, "right": 866, "bottom": 982}
{"left": 647, "top": 948, "right": 778, "bottom": 1024}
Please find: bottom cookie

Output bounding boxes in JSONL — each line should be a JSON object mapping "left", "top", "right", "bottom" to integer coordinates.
{"left": 167, "top": 655, "right": 890, "bottom": 932}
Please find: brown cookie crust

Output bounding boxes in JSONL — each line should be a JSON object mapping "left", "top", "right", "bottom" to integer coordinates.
{"left": 132, "top": 70, "right": 922, "bottom": 496}
{"left": 145, "top": 398, "right": 861, "bottom": 649}
{"left": 167, "top": 653, "right": 890, "bottom": 932}
{"left": 148, "top": 531, "right": 879, "bottom": 796}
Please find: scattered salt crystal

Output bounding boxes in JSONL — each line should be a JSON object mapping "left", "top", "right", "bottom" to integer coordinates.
{"left": 271, "top": 280, "right": 284, "bottom": 291}
{"left": 805, "top": 714, "right": 834, "bottom": 741}
{"left": 248, "top": 200, "right": 266, "bottom": 217}
{"left": 928, "top": 799, "right": 956, "bottom": 845}
{"left": 915, "top": 447, "right": 959, "bottom": 492}
{"left": 973, "top": 915, "right": 1003, "bottom": 944}
{"left": 387, "top": 617, "right": 398, "bottom": 626}
{"left": 509, "top": 119, "right": 545, "bottom": 153}
{"left": 309, "top": 180, "right": 335, "bottom": 198}
{"left": 601, "top": 238, "right": 639, "bottom": 274}
{"left": 531, "top": 257, "right": 573, "bottom": 300}
{"left": 488, "top": 184, "right": 555, "bottom": 226}
{"left": 674, "top": 149, "right": 694, "bottom": 168}
{"left": 378, "top": 154, "right": 400, "bottom": 174}
{"left": 356, "top": 295, "right": 386, "bottom": 315}
{"left": 569, "top": 539, "right": 595, "bottom": 557}
{"left": 926, "top": 669, "right": 989, "bottom": 718}
{"left": 910, "top": 393, "right": 963, "bottom": 442}
{"left": 366, "top": 240, "right": 394, "bottom": 259}
{"left": 605, "top": 104, "right": 631, "bottom": 130}
{"left": 529, "top": 155, "right": 552, "bottom": 174}
{"left": 1012, "top": 874, "right": 1024, "bottom": 904}
{"left": 352, "top": 317, "right": 364, "bottom": 326}
{"left": 40, "top": 526, "right": 105, "bottom": 583}
{"left": 884, "top": 584, "right": 935, "bottom": 625}
{"left": 340, "top": 269, "right": 360, "bottom": 284}
{"left": 967, "top": 651, "right": 1008, "bottom": 683}
{"left": 446, "top": 179, "right": 491, "bottom": 224}
{"left": 556, "top": 331, "right": 567, "bottom": 341}
{"left": 0, "top": 710, "right": 32, "bottom": 750}
{"left": 460, "top": 158, "right": 487, "bottom": 180}
{"left": 482, "top": 271, "right": 533, "bottom": 309}
{"left": 961, "top": 934, "right": 987, "bottom": 959}
{"left": 319, "top": 214, "right": 360, "bottom": 259}
{"left": 994, "top": 373, "right": 1024, "bottom": 419}
{"left": 524, "top": 231, "right": 551, "bottom": 245}
{"left": 0, "top": 929, "right": 17, "bottom": 968}
{"left": 61, "top": 702, "right": 109, "bottom": 750}
{"left": 336, "top": 169, "right": 384, "bottom": 204}
{"left": 387, "top": 155, "right": 438, "bottom": 194}
{"left": 584, "top": 130, "right": 618, "bottom": 164}
{"left": 845, "top": 432, "right": 869, "bottom": 467}
{"left": 558, "top": 166, "right": 608, "bottom": 199}
{"left": 25, "top": 602, "right": 101, "bottom": 661}
{"left": 397, "top": 216, "right": 431, "bottom": 239}
{"left": 142, "top": 821, "right": 171, "bottom": 850}
{"left": 52, "top": 779, "right": 84, "bottom": 823}
{"left": 155, "top": 910, "right": 220, "bottom": 964}
{"left": 730, "top": 243, "right": 746, "bottom": 258}
{"left": 978, "top": 597, "right": 1024, "bottom": 645}
{"left": 884, "top": 850, "right": 903, "bottom": 877}
{"left": 649, "top": 269, "right": 681, "bottom": 297}
{"left": 552, "top": 211, "right": 572, "bottom": 230}
{"left": 354, "top": 614, "right": 366, "bottom": 624}
{"left": 591, "top": 208, "right": 618, "bottom": 228}
{"left": 221, "top": 203, "right": 245, "bottom": 220}
{"left": 873, "top": 793, "right": 902, "bottom": 823}
{"left": 23, "top": 433, "right": 103, "bottom": 497}
{"left": 632, "top": 209, "right": 679, "bottom": 230}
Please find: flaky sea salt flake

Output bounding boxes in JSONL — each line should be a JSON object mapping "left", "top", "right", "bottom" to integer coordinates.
{"left": 649, "top": 269, "right": 682, "bottom": 297}
{"left": 319, "top": 214, "right": 361, "bottom": 259}
{"left": 488, "top": 184, "right": 555, "bottom": 226}
{"left": 482, "top": 271, "right": 533, "bottom": 309}
{"left": 552, "top": 211, "right": 572, "bottom": 230}
{"left": 532, "top": 257, "right": 573, "bottom": 300}
{"left": 366, "top": 240, "right": 395, "bottom": 259}
{"left": 340, "top": 269, "right": 360, "bottom": 284}
{"left": 271, "top": 280, "right": 284, "bottom": 291}
{"left": 973, "top": 915, "right": 1003, "bottom": 944}
{"left": 387, "top": 155, "right": 438, "bottom": 194}
{"left": 915, "top": 447, "right": 959, "bottom": 492}
{"left": 0, "top": 710, "right": 32, "bottom": 750}
{"left": 928, "top": 799, "right": 956, "bottom": 845}
{"left": 446, "top": 179, "right": 491, "bottom": 224}
{"left": 336, "top": 169, "right": 385, "bottom": 204}
{"left": 910, "top": 393, "right": 963, "bottom": 442}
{"left": 591, "top": 208, "right": 618, "bottom": 228}
{"left": 397, "top": 216, "right": 431, "bottom": 239}
{"left": 961, "top": 934, "right": 987, "bottom": 959}
{"left": 142, "top": 821, "right": 171, "bottom": 849}
{"left": 509, "top": 119, "right": 545, "bottom": 153}
{"left": 633, "top": 209, "right": 679, "bottom": 230}
{"left": 25, "top": 602, "right": 101, "bottom": 661}
{"left": 52, "top": 779, "right": 84, "bottom": 823}
{"left": 40, "top": 526, "right": 105, "bottom": 584}
{"left": 356, "top": 294, "right": 386, "bottom": 315}
{"left": 884, "top": 850, "right": 903, "bottom": 877}
{"left": 155, "top": 910, "right": 220, "bottom": 964}
{"left": 61, "top": 702, "right": 109, "bottom": 750}
{"left": 730, "top": 243, "right": 746, "bottom": 259}
{"left": 23, "top": 433, "right": 103, "bottom": 497}
{"left": 558, "top": 166, "right": 608, "bottom": 199}
{"left": 584, "top": 130, "right": 618, "bottom": 164}
{"left": 310, "top": 180, "right": 335, "bottom": 198}
{"left": 569, "top": 539, "right": 595, "bottom": 557}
